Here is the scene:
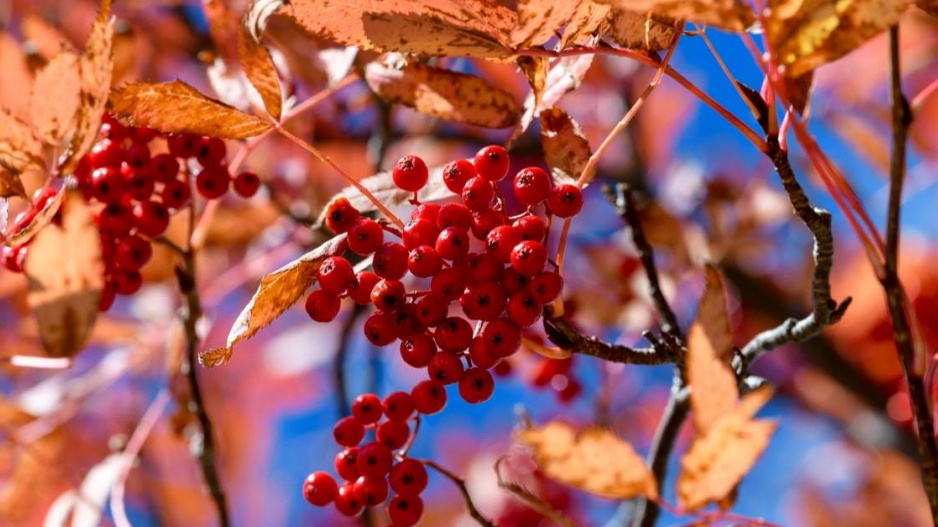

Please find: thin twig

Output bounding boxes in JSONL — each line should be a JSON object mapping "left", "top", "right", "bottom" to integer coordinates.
{"left": 420, "top": 459, "right": 496, "bottom": 527}
{"left": 543, "top": 313, "right": 676, "bottom": 365}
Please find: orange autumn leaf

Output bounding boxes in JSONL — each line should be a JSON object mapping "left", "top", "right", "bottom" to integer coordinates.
{"left": 510, "top": 54, "right": 594, "bottom": 143}
{"left": 607, "top": 9, "right": 680, "bottom": 50}
{"left": 686, "top": 322, "right": 739, "bottom": 434}
{"left": 560, "top": 0, "right": 612, "bottom": 48}
{"left": 599, "top": 0, "right": 755, "bottom": 32}
{"left": 540, "top": 107, "right": 591, "bottom": 185}
{"left": 0, "top": 170, "right": 27, "bottom": 200}
{"left": 237, "top": 25, "right": 283, "bottom": 121}
{"left": 108, "top": 80, "right": 274, "bottom": 139}
{"left": 0, "top": 108, "right": 45, "bottom": 177}
{"left": 30, "top": 52, "right": 82, "bottom": 147}
{"left": 511, "top": 0, "right": 581, "bottom": 49}
{"left": 697, "top": 264, "right": 734, "bottom": 362}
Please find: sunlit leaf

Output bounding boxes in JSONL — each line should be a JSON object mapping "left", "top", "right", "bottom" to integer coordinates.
{"left": 540, "top": 107, "right": 591, "bottom": 185}
{"left": 607, "top": 9, "right": 680, "bottom": 51}
{"left": 560, "top": 0, "right": 612, "bottom": 48}
{"left": 687, "top": 321, "right": 738, "bottom": 434}
{"left": 510, "top": 54, "right": 594, "bottom": 142}
{"left": 237, "top": 25, "right": 283, "bottom": 121}
{"left": 598, "top": 0, "right": 755, "bottom": 32}
{"left": 30, "top": 52, "right": 82, "bottom": 147}
{"left": 0, "top": 107, "right": 45, "bottom": 176}
{"left": 511, "top": 0, "right": 581, "bottom": 49}
{"left": 697, "top": 264, "right": 734, "bottom": 362}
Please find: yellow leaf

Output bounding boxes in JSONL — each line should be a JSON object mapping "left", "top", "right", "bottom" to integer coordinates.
{"left": 517, "top": 421, "right": 658, "bottom": 500}
{"left": 607, "top": 9, "right": 680, "bottom": 50}
{"left": 598, "top": 0, "right": 755, "bottom": 32}
{"left": 203, "top": 234, "right": 349, "bottom": 367}
{"left": 108, "top": 80, "right": 274, "bottom": 139}
{"left": 560, "top": 0, "right": 612, "bottom": 48}
{"left": 30, "top": 52, "right": 82, "bottom": 147}
{"left": 238, "top": 25, "right": 283, "bottom": 121}
{"left": 766, "top": 0, "right": 911, "bottom": 77}
{"left": 687, "top": 321, "right": 739, "bottom": 434}
{"left": 511, "top": 0, "right": 582, "bottom": 49}
{"left": 365, "top": 59, "right": 520, "bottom": 128}
{"left": 24, "top": 192, "right": 103, "bottom": 357}
{"left": 0, "top": 108, "right": 45, "bottom": 176}
{"left": 540, "top": 107, "right": 591, "bottom": 185}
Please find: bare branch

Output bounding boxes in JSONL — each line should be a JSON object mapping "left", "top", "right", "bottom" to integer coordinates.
{"left": 543, "top": 311, "right": 677, "bottom": 366}
{"left": 420, "top": 459, "right": 495, "bottom": 527}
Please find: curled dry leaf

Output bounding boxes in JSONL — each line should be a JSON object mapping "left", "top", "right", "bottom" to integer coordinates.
{"left": 540, "top": 107, "right": 591, "bottom": 185}
{"left": 599, "top": 0, "right": 755, "bottom": 32}
{"left": 238, "top": 25, "right": 283, "bottom": 121}
{"left": 108, "top": 80, "right": 274, "bottom": 139}
{"left": 202, "top": 234, "right": 349, "bottom": 367}
{"left": 30, "top": 52, "right": 82, "bottom": 147}
{"left": 511, "top": 0, "right": 581, "bottom": 49}
{"left": 607, "top": 9, "right": 680, "bottom": 50}
{"left": 765, "top": 0, "right": 911, "bottom": 77}
{"left": 365, "top": 60, "right": 520, "bottom": 128}
{"left": 24, "top": 192, "right": 103, "bottom": 357}
{"left": 6, "top": 181, "right": 66, "bottom": 245}
{"left": 0, "top": 108, "right": 45, "bottom": 176}
{"left": 517, "top": 56, "right": 549, "bottom": 113}
{"left": 560, "top": 0, "right": 612, "bottom": 48}
{"left": 510, "top": 53, "right": 594, "bottom": 143}
{"left": 516, "top": 421, "right": 658, "bottom": 500}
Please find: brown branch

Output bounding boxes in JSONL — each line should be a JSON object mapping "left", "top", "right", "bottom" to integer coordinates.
{"left": 883, "top": 25, "right": 938, "bottom": 523}
{"left": 543, "top": 312, "right": 678, "bottom": 365}
{"left": 420, "top": 459, "right": 495, "bottom": 527}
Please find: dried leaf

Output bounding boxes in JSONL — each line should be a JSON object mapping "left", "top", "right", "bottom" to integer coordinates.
{"left": 6, "top": 182, "right": 66, "bottom": 246}
{"left": 516, "top": 421, "right": 658, "bottom": 500}
{"left": 30, "top": 52, "right": 82, "bottom": 147}
{"left": 365, "top": 60, "right": 520, "bottom": 128}
{"left": 510, "top": 54, "right": 594, "bottom": 142}
{"left": 203, "top": 234, "right": 349, "bottom": 367}
{"left": 686, "top": 321, "right": 738, "bottom": 434}
{"left": 238, "top": 25, "right": 283, "bottom": 120}
{"left": 607, "top": 9, "right": 680, "bottom": 50}
{"left": 917, "top": 0, "right": 938, "bottom": 17}
{"left": 560, "top": 0, "right": 612, "bottom": 48}
{"left": 697, "top": 264, "right": 734, "bottom": 362}
{"left": 599, "top": 0, "right": 755, "bottom": 32}
{"left": 0, "top": 108, "right": 45, "bottom": 175}
{"left": 766, "top": 0, "right": 911, "bottom": 77}
{"left": 517, "top": 56, "right": 549, "bottom": 112}
{"left": 540, "top": 107, "right": 591, "bottom": 185}
{"left": 108, "top": 80, "right": 274, "bottom": 139}
{"left": 24, "top": 192, "right": 103, "bottom": 357}
{"left": 511, "top": 0, "right": 581, "bottom": 49}
{"left": 0, "top": 170, "right": 27, "bottom": 200}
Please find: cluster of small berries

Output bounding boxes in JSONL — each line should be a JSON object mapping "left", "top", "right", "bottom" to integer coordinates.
{"left": 303, "top": 145, "right": 586, "bottom": 522}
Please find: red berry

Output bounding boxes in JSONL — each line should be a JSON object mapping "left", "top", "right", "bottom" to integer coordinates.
{"left": 317, "top": 256, "right": 355, "bottom": 295}
{"left": 473, "top": 145, "right": 510, "bottom": 182}
{"left": 353, "top": 476, "right": 389, "bottom": 507}
{"left": 364, "top": 311, "right": 397, "bottom": 346}
{"left": 356, "top": 442, "right": 394, "bottom": 477}
{"left": 335, "top": 447, "right": 361, "bottom": 481}
{"left": 98, "top": 201, "right": 135, "bottom": 236}
{"left": 493, "top": 359, "right": 513, "bottom": 377}
{"left": 428, "top": 351, "right": 465, "bottom": 384}
{"left": 486, "top": 225, "right": 522, "bottom": 263}
{"left": 414, "top": 293, "right": 448, "bottom": 327}
{"left": 436, "top": 202, "right": 473, "bottom": 231}
{"left": 407, "top": 245, "right": 442, "bottom": 278}
{"left": 560, "top": 379, "right": 582, "bottom": 401}
{"left": 99, "top": 283, "right": 116, "bottom": 311}
{"left": 129, "top": 126, "right": 159, "bottom": 144}
{"left": 402, "top": 218, "right": 439, "bottom": 249}
{"left": 430, "top": 267, "right": 468, "bottom": 302}
{"left": 510, "top": 240, "right": 547, "bottom": 276}
{"left": 389, "top": 459, "right": 428, "bottom": 496}
{"left": 501, "top": 267, "right": 531, "bottom": 295}
{"left": 376, "top": 419, "right": 410, "bottom": 449}
{"left": 513, "top": 167, "right": 551, "bottom": 205}
{"left": 468, "top": 336, "right": 499, "bottom": 369}
{"left": 114, "top": 235, "right": 152, "bottom": 271}
{"left": 324, "top": 197, "right": 360, "bottom": 234}
{"left": 335, "top": 483, "right": 364, "bottom": 517}
{"left": 196, "top": 137, "right": 227, "bottom": 167}
{"left": 132, "top": 201, "right": 170, "bottom": 238}
{"left": 371, "top": 279, "right": 406, "bottom": 311}
{"left": 374, "top": 242, "right": 409, "bottom": 280}
{"left": 411, "top": 203, "right": 441, "bottom": 223}
{"left": 113, "top": 270, "right": 143, "bottom": 295}
{"left": 435, "top": 226, "right": 470, "bottom": 261}
{"left": 333, "top": 416, "right": 365, "bottom": 446}
{"left": 514, "top": 215, "right": 546, "bottom": 242}
{"left": 548, "top": 184, "right": 584, "bottom": 218}
{"left": 149, "top": 153, "right": 180, "bottom": 182}
{"left": 233, "top": 171, "right": 261, "bottom": 198}
{"left": 400, "top": 333, "right": 437, "bottom": 368}
{"left": 120, "top": 165, "right": 155, "bottom": 201}
{"left": 160, "top": 179, "right": 191, "bottom": 210}
{"left": 90, "top": 167, "right": 126, "bottom": 203}
{"left": 125, "top": 143, "right": 151, "bottom": 170}
{"left": 461, "top": 176, "right": 494, "bottom": 211}
{"left": 349, "top": 271, "right": 380, "bottom": 304}
{"left": 459, "top": 282, "right": 508, "bottom": 321}
{"left": 390, "top": 305, "right": 422, "bottom": 340}
{"left": 433, "top": 317, "right": 472, "bottom": 353}
{"left": 89, "top": 139, "right": 126, "bottom": 168}
{"left": 351, "top": 393, "right": 384, "bottom": 424}
{"left": 411, "top": 380, "right": 447, "bottom": 415}
{"left": 168, "top": 134, "right": 201, "bottom": 159}
{"left": 507, "top": 292, "right": 541, "bottom": 327}
{"left": 100, "top": 120, "right": 127, "bottom": 142}
{"left": 305, "top": 290, "right": 341, "bottom": 322}
{"left": 387, "top": 494, "right": 424, "bottom": 527}
{"left": 1, "top": 245, "right": 27, "bottom": 273}
{"left": 442, "top": 158, "right": 476, "bottom": 194}
{"left": 384, "top": 392, "right": 416, "bottom": 421}
{"left": 459, "top": 367, "right": 495, "bottom": 403}
{"left": 348, "top": 218, "right": 384, "bottom": 255}
{"left": 529, "top": 271, "right": 563, "bottom": 303}
{"left": 303, "top": 472, "right": 338, "bottom": 506}
{"left": 482, "top": 319, "right": 522, "bottom": 357}
{"left": 195, "top": 167, "right": 229, "bottom": 199}
{"left": 392, "top": 155, "right": 429, "bottom": 192}
{"left": 467, "top": 252, "right": 503, "bottom": 284}
{"left": 471, "top": 209, "right": 507, "bottom": 239}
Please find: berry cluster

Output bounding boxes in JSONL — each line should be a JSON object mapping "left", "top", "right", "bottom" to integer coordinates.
{"left": 303, "top": 145, "right": 585, "bottom": 522}
{"left": 2, "top": 115, "right": 262, "bottom": 312}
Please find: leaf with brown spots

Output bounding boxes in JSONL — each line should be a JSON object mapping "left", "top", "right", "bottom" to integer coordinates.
{"left": 365, "top": 59, "right": 520, "bottom": 128}
{"left": 599, "top": 0, "right": 755, "bottom": 32}
{"left": 511, "top": 0, "right": 581, "bottom": 49}
{"left": 517, "top": 421, "right": 657, "bottom": 500}
{"left": 202, "top": 234, "right": 349, "bottom": 367}
{"left": 108, "top": 80, "right": 274, "bottom": 139}
{"left": 517, "top": 56, "right": 549, "bottom": 113}
{"left": 30, "top": 52, "right": 82, "bottom": 147}
{"left": 238, "top": 24, "right": 283, "bottom": 120}
{"left": 0, "top": 108, "right": 44, "bottom": 176}
{"left": 560, "top": 0, "right": 612, "bottom": 48}
{"left": 607, "top": 9, "right": 680, "bottom": 50}
{"left": 24, "top": 192, "right": 103, "bottom": 357}
{"left": 541, "top": 107, "right": 591, "bottom": 185}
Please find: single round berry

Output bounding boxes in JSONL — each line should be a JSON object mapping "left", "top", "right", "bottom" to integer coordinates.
{"left": 388, "top": 459, "right": 428, "bottom": 496}
{"left": 428, "top": 351, "right": 465, "bottom": 384}
{"left": 459, "top": 282, "right": 508, "bottom": 321}
{"left": 433, "top": 317, "right": 473, "bottom": 353}
{"left": 371, "top": 279, "right": 406, "bottom": 311}
{"left": 374, "top": 242, "right": 409, "bottom": 280}
{"left": 364, "top": 311, "right": 397, "bottom": 346}
{"left": 1, "top": 245, "right": 27, "bottom": 273}
{"left": 430, "top": 268, "right": 469, "bottom": 302}
{"left": 392, "top": 155, "right": 429, "bottom": 192}
{"left": 129, "top": 126, "right": 159, "bottom": 144}
{"left": 100, "top": 120, "right": 127, "bottom": 142}
{"left": 468, "top": 336, "right": 499, "bottom": 370}
{"left": 349, "top": 271, "right": 380, "bottom": 304}
{"left": 548, "top": 184, "right": 584, "bottom": 218}
{"left": 411, "top": 203, "right": 441, "bottom": 223}
{"left": 514, "top": 215, "right": 546, "bottom": 242}
{"left": 473, "top": 145, "right": 510, "bottom": 182}
{"left": 390, "top": 306, "right": 422, "bottom": 340}
{"left": 90, "top": 167, "right": 126, "bottom": 203}
{"left": 356, "top": 442, "right": 394, "bottom": 478}
{"left": 435, "top": 226, "right": 470, "bottom": 261}
{"left": 303, "top": 471, "right": 338, "bottom": 506}
{"left": 407, "top": 245, "right": 443, "bottom": 278}
{"left": 513, "top": 167, "right": 551, "bottom": 205}
{"left": 411, "top": 380, "right": 447, "bottom": 415}
{"left": 120, "top": 165, "right": 155, "bottom": 201}
{"left": 459, "top": 367, "right": 495, "bottom": 403}
{"left": 441, "top": 158, "right": 475, "bottom": 194}
{"left": 89, "top": 139, "right": 126, "bottom": 168}
{"left": 437, "top": 202, "right": 473, "bottom": 231}
{"left": 352, "top": 475, "right": 389, "bottom": 507}
{"left": 196, "top": 137, "right": 227, "bottom": 167}
{"left": 414, "top": 293, "right": 448, "bottom": 327}
{"left": 150, "top": 153, "right": 180, "bottom": 182}
{"left": 233, "top": 171, "right": 261, "bottom": 198}
{"left": 317, "top": 256, "right": 355, "bottom": 295}
{"left": 160, "top": 179, "right": 191, "bottom": 210}
{"left": 125, "top": 143, "right": 151, "bottom": 170}
{"left": 335, "top": 447, "right": 361, "bottom": 481}
{"left": 195, "top": 167, "right": 229, "bottom": 199}
{"left": 351, "top": 393, "right": 384, "bottom": 424}
{"left": 467, "top": 252, "right": 503, "bottom": 284}
{"left": 402, "top": 218, "right": 439, "bottom": 249}
{"left": 507, "top": 292, "right": 541, "bottom": 327}
{"left": 335, "top": 483, "right": 364, "bottom": 517}
{"left": 501, "top": 267, "right": 531, "bottom": 295}
{"left": 461, "top": 176, "right": 494, "bottom": 211}
{"left": 168, "top": 134, "right": 201, "bottom": 159}
{"left": 113, "top": 270, "right": 143, "bottom": 295}
{"left": 333, "top": 416, "right": 365, "bottom": 446}
{"left": 305, "top": 290, "right": 341, "bottom": 322}
{"left": 387, "top": 494, "right": 424, "bottom": 527}
{"left": 400, "top": 333, "right": 437, "bottom": 368}
{"left": 324, "top": 197, "right": 360, "bottom": 234}
{"left": 348, "top": 218, "right": 384, "bottom": 255}
{"left": 471, "top": 208, "right": 507, "bottom": 239}
{"left": 376, "top": 419, "right": 410, "bottom": 449}
{"left": 529, "top": 271, "right": 563, "bottom": 303}
{"left": 384, "top": 391, "right": 416, "bottom": 421}
{"left": 482, "top": 318, "right": 522, "bottom": 358}
{"left": 132, "top": 201, "right": 170, "bottom": 238}
{"left": 114, "top": 235, "right": 152, "bottom": 271}
{"left": 98, "top": 202, "right": 135, "bottom": 236}
{"left": 510, "top": 240, "right": 547, "bottom": 276}
{"left": 486, "top": 225, "right": 522, "bottom": 263}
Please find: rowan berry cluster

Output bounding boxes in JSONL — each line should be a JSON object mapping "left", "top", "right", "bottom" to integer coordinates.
{"left": 302, "top": 145, "right": 585, "bottom": 522}
{"left": 2, "top": 115, "right": 262, "bottom": 311}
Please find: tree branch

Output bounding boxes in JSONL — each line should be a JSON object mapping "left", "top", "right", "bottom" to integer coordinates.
{"left": 543, "top": 312, "right": 678, "bottom": 365}
{"left": 420, "top": 459, "right": 495, "bottom": 527}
